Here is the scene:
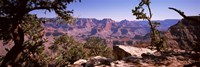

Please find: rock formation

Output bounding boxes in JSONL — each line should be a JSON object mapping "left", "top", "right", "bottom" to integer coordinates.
{"left": 73, "top": 56, "right": 112, "bottom": 67}
{"left": 113, "top": 45, "right": 156, "bottom": 60}
{"left": 43, "top": 18, "right": 178, "bottom": 45}
{"left": 165, "top": 16, "right": 200, "bottom": 51}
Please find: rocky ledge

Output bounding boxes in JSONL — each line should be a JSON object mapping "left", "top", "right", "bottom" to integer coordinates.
{"left": 165, "top": 16, "right": 200, "bottom": 51}
{"left": 71, "top": 45, "right": 200, "bottom": 67}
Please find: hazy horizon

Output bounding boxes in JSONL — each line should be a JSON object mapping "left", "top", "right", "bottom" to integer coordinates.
{"left": 30, "top": 0, "right": 200, "bottom": 21}
{"left": 41, "top": 17, "right": 181, "bottom": 22}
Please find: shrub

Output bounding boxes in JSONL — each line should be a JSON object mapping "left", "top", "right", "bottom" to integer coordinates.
{"left": 49, "top": 34, "right": 86, "bottom": 65}
{"left": 64, "top": 45, "right": 86, "bottom": 64}
{"left": 84, "top": 37, "right": 113, "bottom": 58}
{"left": 49, "top": 35, "right": 114, "bottom": 66}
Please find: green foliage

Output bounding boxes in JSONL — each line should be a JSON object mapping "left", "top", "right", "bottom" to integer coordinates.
{"left": 53, "top": 34, "right": 74, "bottom": 45}
{"left": 0, "top": 0, "right": 78, "bottom": 42}
{"left": 15, "top": 14, "right": 48, "bottom": 66}
{"left": 0, "top": 0, "right": 79, "bottom": 66}
{"left": 48, "top": 36, "right": 114, "bottom": 65}
{"left": 84, "top": 37, "right": 113, "bottom": 58}
{"left": 48, "top": 43, "right": 59, "bottom": 53}
{"left": 49, "top": 34, "right": 86, "bottom": 65}
{"left": 52, "top": 34, "right": 78, "bottom": 49}
{"left": 51, "top": 44, "right": 86, "bottom": 65}
{"left": 132, "top": 0, "right": 166, "bottom": 51}
{"left": 64, "top": 45, "right": 86, "bottom": 64}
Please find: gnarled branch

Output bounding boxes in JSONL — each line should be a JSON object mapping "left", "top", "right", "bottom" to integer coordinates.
{"left": 168, "top": 7, "right": 187, "bottom": 18}
{"left": 169, "top": 7, "right": 199, "bottom": 22}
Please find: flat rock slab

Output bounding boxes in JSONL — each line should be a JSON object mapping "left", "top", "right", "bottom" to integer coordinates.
{"left": 113, "top": 45, "right": 156, "bottom": 60}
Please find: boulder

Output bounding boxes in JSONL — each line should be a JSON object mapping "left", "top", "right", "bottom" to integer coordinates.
{"left": 73, "top": 59, "right": 87, "bottom": 65}
{"left": 73, "top": 56, "right": 112, "bottom": 67}
{"left": 86, "top": 56, "right": 112, "bottom": 66}
{"left": 113, "top": 45, "right": 156, "bottom": 60}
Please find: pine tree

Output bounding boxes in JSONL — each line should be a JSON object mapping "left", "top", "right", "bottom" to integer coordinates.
{"left": 0, "top": 0, "right": 79, "bottom": 66}
{"left": 132, "top": 0, "right": 165, "bottom": 51}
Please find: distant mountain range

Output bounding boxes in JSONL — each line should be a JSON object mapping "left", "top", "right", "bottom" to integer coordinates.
{"left": 0, "top": 18, "right": 180, "bottom": 55}
{"left": 43, "top": 18, "right": 179, "bottom": 42}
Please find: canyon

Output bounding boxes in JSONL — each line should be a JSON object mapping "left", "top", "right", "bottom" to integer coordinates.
{"left": 0, "top": 18, "right": 179, "bottom": 56}
{"left": 43, "top": 18, "right": 179, "bottom": 45}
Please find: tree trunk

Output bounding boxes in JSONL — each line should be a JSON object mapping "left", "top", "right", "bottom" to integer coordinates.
{"left": 1, "top": 23, "right": 24, "bottom": 66}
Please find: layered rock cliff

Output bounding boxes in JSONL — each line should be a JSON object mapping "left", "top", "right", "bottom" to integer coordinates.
{"left": 165, "top": 16, "right": 200, "bottom": 50}
{"left": 44, "top": 18, "right": 178, "bottom": 39}
{"left": 44, "top": 18, "right": 150, "bottom": 39}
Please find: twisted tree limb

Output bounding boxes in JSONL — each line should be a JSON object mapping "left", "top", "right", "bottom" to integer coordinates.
{"left": 169, "top": 7, "right": 199, "bottom": 22}
{"left": 168, "top": 7, "right": 187, "bottom": 18}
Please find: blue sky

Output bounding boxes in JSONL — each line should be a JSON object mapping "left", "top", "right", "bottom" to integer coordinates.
{"left": 30, "top": 0, "right": 200, "bottom": 21}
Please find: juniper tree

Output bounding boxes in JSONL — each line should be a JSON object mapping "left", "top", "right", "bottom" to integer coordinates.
{"left": 18, "top": 14, "right": 48, "bottom": 66}
{"left": 84, "top": 37, "right": 113, "bottom": 58}
{"left": 49, "top": 34, "right": 86, "bottom": 65}
{"left": 0, "top": 0, "right": 79, "bottom": 66}
{"left": 132, "top": 0, "right": 165, "bottom": 51}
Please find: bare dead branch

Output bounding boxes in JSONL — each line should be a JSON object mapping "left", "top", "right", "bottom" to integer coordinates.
{"left": 168, "top": 7, "right": 187, "bottom": 18}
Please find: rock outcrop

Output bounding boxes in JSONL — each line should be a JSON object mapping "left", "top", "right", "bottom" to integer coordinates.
{"left": 73, "top": 56, "right": 112, "bottom": 67}
{"left": 113, "top": 45, "right": 156, "bottom": 60}
{"left": 72, "top": 49, "right": 200, "bottom": 67}
{"left": 165, "top": 16, "right": 200, "bottom": 51}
